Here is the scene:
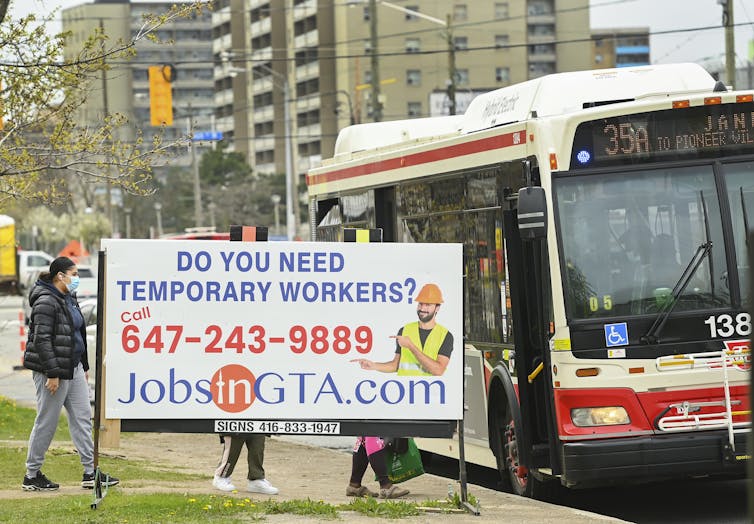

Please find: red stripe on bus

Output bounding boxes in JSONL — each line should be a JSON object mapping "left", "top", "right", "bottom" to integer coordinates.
{"left": 307, "top": 131, "right": 525, "bottom": 186}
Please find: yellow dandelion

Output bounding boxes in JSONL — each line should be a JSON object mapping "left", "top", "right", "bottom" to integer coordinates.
{"left": 187, "top": 498, "right": 196, "bottom": 503}
{"left": 203, "top": 504, "right": 212, "bottom": 510}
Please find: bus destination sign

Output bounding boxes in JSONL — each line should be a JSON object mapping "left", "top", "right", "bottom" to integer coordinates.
{"left": 570, "top": 102, "right": 754, "bottom": 169}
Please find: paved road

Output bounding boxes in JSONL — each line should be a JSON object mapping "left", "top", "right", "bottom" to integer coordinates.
{"left": 0, "top": 295, "right": 36, "bottom": 406}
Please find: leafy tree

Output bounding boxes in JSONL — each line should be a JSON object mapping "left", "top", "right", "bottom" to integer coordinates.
{"left": 145, "top": 141, "right": 289, "bottom": 236}
{"left": 199, "top": 143, "right": 288, "bottom": 234}
{"left": 0, "top": 0, "right": 206, "bottom": 208}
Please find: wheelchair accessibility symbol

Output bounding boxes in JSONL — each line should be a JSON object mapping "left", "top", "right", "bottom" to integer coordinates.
{"left": 604, "top": 323, "right": 628, "bottom": 347}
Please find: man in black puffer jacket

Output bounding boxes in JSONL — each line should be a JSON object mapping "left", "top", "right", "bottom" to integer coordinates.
{"left": 21, "top": 256, "right": 119, "bottom": 491}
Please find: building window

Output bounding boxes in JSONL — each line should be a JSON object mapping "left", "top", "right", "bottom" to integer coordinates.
{"left": 495, "top": 2, "right": 509, "bottom": 19}
{"left": 495, "top": 34, "right": 509, "bottom": 48}
{"left": 407, "top": 102, "right": 422, "bottom": 117}
{"left": 595, "top": 54, "right": 603, "bottom": 63}
{"left": 255, "top": 149, "right": 274, "bottom": 165}
{"left": 406, "top": 69, "right": 421, "bottom": 86}
{"left": 363, "top": 6, "right": 370, "bottom": 21}
{"left": 405, "top": 38, "right": 421, "bottom": 53}
{"left": 364, "top": 40, "right": 372, "bottom": 54}
{"left": 364, "top": 70, "right": 372, "bottom": 84}
{"left": 405, "top": 5, "right": 419, "bottom": 20}
{"left": 495, "top": 66, "right": 510, "bottom": 83}
{"left": 453, "top": 4, "right": 467, "bottom": 21}
{"left": 454, "top": 36, "right": 468, "bottom": 50}
{"left": 455, "top": 68, "right": 469, "bottom": 86}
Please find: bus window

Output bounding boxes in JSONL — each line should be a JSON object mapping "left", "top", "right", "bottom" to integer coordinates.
{"left": 396, "top": 168, "right": 508, "bottom": 344}
{"left": 723, "top": 161, "right": 754, "bottom": 309}
{"left": 556, "top": 165, "right": 731, "bottom": 320}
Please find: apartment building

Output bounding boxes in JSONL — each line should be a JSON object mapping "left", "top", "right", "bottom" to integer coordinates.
{"left": 591, "top": 28, "right": 650, "bottom": 69}
{"left": 216, "top": 0, "right": 593, "bottom": 179}
{"left": 62, "top": 0, "right": 215, "bottom": 171}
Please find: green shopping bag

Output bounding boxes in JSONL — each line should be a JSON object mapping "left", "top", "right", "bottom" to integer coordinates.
{"left": 384, "top": 438, "right": 424, "bottom": 484}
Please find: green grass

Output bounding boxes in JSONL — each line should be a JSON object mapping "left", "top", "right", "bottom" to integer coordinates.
{"left": 0, "top": 396, "right": 69, "bottom": 440}
{"left": 0, "top": 396, "right": 476, "bottom": 522}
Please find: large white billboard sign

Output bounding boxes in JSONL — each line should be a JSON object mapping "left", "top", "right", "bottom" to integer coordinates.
{"left": 103, "top": 240, "right": 463, "bottom": 424}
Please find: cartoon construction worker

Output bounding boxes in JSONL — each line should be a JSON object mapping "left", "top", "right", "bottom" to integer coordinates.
{"left": 351, "top": 283, "right": 454, "bottom": 376}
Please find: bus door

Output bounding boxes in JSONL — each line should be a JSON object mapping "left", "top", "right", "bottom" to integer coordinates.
{"left": 504, "top": 186, "right": 560, "bottom": 475}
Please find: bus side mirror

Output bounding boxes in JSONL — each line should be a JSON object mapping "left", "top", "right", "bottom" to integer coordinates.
{"left": 517, "top": 187, "right": 547, "bottom": 240}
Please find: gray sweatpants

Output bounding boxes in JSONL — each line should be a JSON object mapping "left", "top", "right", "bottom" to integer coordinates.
{"left": 25, "top": 363, "right": 94, "bottom": 477}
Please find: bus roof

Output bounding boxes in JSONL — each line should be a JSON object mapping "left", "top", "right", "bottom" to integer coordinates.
{"left": 327, "top": 63, "right": 716, "bottom": 158}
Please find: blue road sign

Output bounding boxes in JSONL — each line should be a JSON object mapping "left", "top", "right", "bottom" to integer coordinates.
{"left": 604, "top": 322, "right": 628, "bottom": 347}
{"left": 192, "top": 131, "right": 223, "bottom": 141}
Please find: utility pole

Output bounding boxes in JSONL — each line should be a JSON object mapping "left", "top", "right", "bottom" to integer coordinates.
{"left": 191, "top": 135, "right": 203, "bottom": 228}
{"left": 369, "top": 0, "right": 382, "bottom": 121}
{"left": 722, "top": 0, "right": 736, "bottom": 88}
{"left": 446, "top": 14, "right": 456, "bottom": 116}
{"left": 99, "top": 19, "right": 114, "bottom": 236}
{"left": 285, "top": 0, "right": 300, "bottom": 237}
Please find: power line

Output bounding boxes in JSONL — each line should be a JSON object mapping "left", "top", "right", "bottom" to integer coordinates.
{"left": 11, "top": 19, "right": 746, "bottom": 70}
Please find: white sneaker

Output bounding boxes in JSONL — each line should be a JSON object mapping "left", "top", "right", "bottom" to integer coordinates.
{"left": 212, "top": 475, "right": 236, "bottom": 492}
{"left": 247, "top": 478, "right": 279, "bottom": 495}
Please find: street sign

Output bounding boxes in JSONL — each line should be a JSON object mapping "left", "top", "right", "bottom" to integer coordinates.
{"left": 192, "top": 131, "right": 223, "bottom": 141}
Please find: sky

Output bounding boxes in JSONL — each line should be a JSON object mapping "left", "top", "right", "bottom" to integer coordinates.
{"left": 9, "top": 0, "right": 754, "bottom": 66}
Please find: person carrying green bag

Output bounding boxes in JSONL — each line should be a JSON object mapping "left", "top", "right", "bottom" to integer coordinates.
{"left": 383, "top": 438, "right": 424, "bottom": 484}
{"left": 347, "top": 437, "right": 410, "bottom": 499}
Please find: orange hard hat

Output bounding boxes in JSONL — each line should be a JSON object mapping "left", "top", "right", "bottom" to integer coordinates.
{"left": 414, "top": 283, "right": 444, "bottom": 304}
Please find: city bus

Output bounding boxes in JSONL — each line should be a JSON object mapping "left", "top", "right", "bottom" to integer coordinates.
{"left": 306, "top": 63, "right": 753, "bottom": 498}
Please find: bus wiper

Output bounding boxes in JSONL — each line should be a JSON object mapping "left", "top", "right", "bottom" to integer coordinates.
{"left": 741, "top": 187, "right": 750, "bottom": 247}
{"left": 640, "top": 240, "right": 713, "bottom": 345}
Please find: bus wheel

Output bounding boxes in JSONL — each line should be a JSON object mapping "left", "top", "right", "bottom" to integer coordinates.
{"left": 495, "top": 409, "right": 558, "bottom": 500}
{"left": 502, "top": 416, "right": 529, "bottom": 496}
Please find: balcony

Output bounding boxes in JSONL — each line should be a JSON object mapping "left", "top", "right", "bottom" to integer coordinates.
{"left": 253, "top": 105, "right": 274, "bottom": 122}
{"left": 298, "top": 123, "right": 322, "bottom": 139}
{"left": 294, "top": 29, "right": 319, "bottom": 50}
{"left": 527, "top": 13, "right": 555, "bottom": 24}
{"left": 250, "top": 16, "right": 271, "bottom": 35}
{"left": 214, "top": 89, "right": 233, "bottom": 108}
{"left": 251, "top": 47, "right": 273, "bottom": 63}
{"left": 527, "top": 33, "right": 555, "bottom": 45}
{"left": 292, "top": 0, "right": 317, "bottom": 20}
{"left": 296, "top": 61, "right": 320, "bottom": 82}
{"left": 252, "top": 77, "right": 274, "bottom": 94}
{"left": 213, "top": 34, "right": 232, "bottom": 54}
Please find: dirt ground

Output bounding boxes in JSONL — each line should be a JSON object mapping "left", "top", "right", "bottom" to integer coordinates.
{"left": 0, "top": 432, "right": 626, "bottom": 523}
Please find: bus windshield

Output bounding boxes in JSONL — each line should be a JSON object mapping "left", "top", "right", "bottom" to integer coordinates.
{"left": 554, "top": 165, "right": 733, "bottom": 320}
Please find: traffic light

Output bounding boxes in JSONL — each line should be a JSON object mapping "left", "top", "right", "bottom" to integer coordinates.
{"left": 148, "top": 65, "right": 174, "bottom": 126}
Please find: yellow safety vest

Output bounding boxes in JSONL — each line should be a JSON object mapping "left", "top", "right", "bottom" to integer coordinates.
{"left": 397, "top": 322, "right": 449, "bottom": 376}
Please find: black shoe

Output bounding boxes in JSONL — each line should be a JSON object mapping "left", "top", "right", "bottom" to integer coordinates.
{"left": 22, "top": 471, "right": 59, "bottom": 491}
{"left": 82, "top": 471, "right": 120, "bottom": 489}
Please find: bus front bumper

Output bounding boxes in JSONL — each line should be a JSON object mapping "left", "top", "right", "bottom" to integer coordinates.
{"left": 561, "top": 431, "right": 748, "bottom": 488}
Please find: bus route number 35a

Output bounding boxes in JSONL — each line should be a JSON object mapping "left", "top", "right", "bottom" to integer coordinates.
{"left": 704, "top": 313, "right": 751, "bottom": 338}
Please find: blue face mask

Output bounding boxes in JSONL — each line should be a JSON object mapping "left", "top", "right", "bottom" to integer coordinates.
{"left": 66, "top": 275, "right": 80, "bottom": 293}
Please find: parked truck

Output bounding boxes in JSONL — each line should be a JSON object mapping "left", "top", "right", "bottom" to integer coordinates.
{"left": 0, "top": 215, "right": 16, "bottom": 294}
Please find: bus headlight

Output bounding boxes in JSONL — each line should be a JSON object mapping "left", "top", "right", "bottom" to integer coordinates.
{"left": 571, "top": 407, "right": 630, "bottom": 427}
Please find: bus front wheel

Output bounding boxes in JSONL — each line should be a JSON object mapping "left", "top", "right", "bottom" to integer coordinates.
{"left": 494, "top": 407, "right": 557, "bottom": 500}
